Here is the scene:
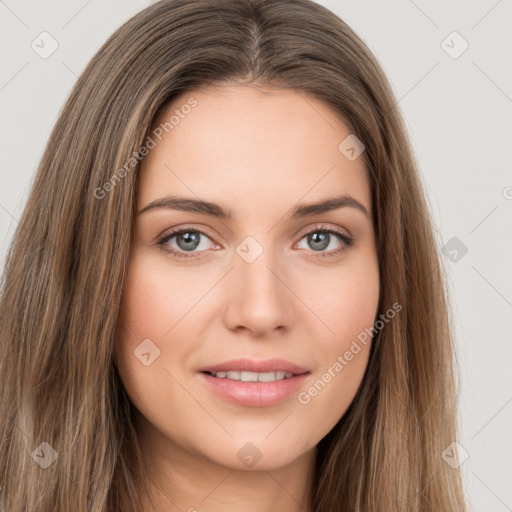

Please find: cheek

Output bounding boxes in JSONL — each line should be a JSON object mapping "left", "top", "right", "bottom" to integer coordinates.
{"left": 115, "top": 250, "right": 209, "bottom": 347}
{"left": 302, "top": 249, "right": 380, "bottom": 349}
{"left": 295, "top": 253, "right": 379, "bottom": 423}
{"left": 113, "top": 254, "right": 194, "bottom": 432}
{"left": 114, "top": 254, "right": 179, "bottom": 388}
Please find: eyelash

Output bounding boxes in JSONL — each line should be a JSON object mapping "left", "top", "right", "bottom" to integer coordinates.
{"left": 156, "top": 224, "right": 355, "bottom": 261}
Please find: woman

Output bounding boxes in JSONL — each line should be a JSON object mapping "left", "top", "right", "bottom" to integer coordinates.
{"left": 0, "top": 0, "right": 467, "bottom": 510}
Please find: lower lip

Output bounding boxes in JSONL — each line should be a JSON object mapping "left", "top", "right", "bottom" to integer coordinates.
{"left": 198, "top": 372, "right": 309, "bottom": 407}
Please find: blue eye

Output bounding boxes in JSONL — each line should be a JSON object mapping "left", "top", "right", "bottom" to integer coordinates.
{"left": 157, "top": 229, "right": 214, "bottom": 259}
{"left": 296, "top": 229, "right": 354, "bottom": 257}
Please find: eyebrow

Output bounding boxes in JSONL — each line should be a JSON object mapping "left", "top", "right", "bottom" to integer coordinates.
{"left": 138, "top": 194, "right": 371, "bottom": 220}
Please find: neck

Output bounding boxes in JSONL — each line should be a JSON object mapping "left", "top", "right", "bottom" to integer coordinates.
{"left": 133, "top": 412, "right": 316, "bottom": 512}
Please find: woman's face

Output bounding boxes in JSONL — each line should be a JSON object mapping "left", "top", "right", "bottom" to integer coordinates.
{"left": 115, "top": 84, "right": 379, "bottom": 472}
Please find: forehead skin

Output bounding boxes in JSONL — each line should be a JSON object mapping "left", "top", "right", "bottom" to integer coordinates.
{"left": 137, "top": 84, "right": 373, "bottom": 232}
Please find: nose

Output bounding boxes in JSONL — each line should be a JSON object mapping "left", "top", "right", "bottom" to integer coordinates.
{"left": 222, "top": 248, "right": 294, "bottom": 337}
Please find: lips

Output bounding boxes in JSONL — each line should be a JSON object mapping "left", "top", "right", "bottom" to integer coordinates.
{"left": 197, "top": 358, "right": 310, "bottom": 407}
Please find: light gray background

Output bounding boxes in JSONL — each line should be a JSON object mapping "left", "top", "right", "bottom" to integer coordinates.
{"left": 1, "top": 1, "right": 511, "bottom": 510}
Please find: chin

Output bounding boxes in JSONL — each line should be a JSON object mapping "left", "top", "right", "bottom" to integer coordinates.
{"left": 202, "top": 436, "right": 314, "bottom": 472}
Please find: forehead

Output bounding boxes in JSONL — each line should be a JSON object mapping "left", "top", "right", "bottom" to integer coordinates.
{"left": 138, "top": 84, "right": 371, "bottom": 217}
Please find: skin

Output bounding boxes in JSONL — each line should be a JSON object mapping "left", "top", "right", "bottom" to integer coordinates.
{"left": 114, "top": 83, "right": 380, "bottom": 512}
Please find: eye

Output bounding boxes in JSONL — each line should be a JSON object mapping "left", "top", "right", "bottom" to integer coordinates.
{"left": 157, "top": 227, "right": 218, "bottom": 260}
{"left": 295, "top": 225, "right": 354, "bottom": 258}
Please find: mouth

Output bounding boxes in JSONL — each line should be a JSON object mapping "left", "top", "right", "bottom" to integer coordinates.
{"left": 203, "top": 370, "right": 295, "bottom": 382}
{"left": 198, "top": 358, "right": 310, "bottom": 407}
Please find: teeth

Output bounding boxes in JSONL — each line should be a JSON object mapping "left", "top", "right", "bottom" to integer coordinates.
{"left": 210, "top": 371, "right": 295, "bottom": 382}
{"left": 240, "top": 371, "right": 258, "bottom": 382}
{"left": 258, "top": 371, "right": 277, "bottom": 382}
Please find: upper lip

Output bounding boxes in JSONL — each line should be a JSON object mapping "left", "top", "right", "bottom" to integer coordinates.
{"left": 199, "top": 358, "right": 309, "bottom": 375}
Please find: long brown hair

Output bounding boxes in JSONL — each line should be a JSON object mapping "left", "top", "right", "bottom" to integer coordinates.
{"left": 0, "top": 0, "right": 466, "bottom": 510}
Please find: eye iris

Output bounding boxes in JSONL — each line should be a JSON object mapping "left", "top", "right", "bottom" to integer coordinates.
{"left": 176, "top": 231, "right": 200, "bottom": 251}
{"left": 308, "top": 231, "right": 330, "bottom": 251}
